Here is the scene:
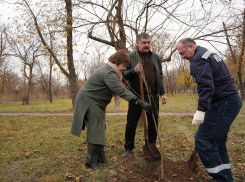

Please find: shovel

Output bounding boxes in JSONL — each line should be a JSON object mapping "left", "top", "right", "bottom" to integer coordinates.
{"left": 187, "top": 147, "right": 198, "bottom": 171}
{"left": 139, "top": 72, "right": 161, "bottom": 162}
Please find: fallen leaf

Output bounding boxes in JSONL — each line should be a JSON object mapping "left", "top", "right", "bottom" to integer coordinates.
{"left": 130, "top": 171, "right": 133, "bottom": 174}
{"left": 65, "top": 172, "right": 74, "bottom": 178}
{"left": 111, "top": 156, "right": 118, "bottom": 161}
{"left": 109, "top": 169, "right": 117, "bottom": 175}
{"left": 76, "top": 177, "right": 80, "bottom": 182}
{"left": 172, "top": 173, "right": 177, "bottom": 177}
{"left": 130, "top": 177, "right": 137, "bottom": 179}
{"left": 180, "top": 159, "right": 187, "bottom": 162}
{"left": 189, "top": 178, "right": 193, "bottom": 180}
{"left": 120, "top": 165, "right": 126, "bottom": 170}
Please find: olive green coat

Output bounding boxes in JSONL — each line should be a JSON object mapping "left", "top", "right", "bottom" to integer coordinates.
{"left": 70, "top": 63, "right": 135, "bottom": 145}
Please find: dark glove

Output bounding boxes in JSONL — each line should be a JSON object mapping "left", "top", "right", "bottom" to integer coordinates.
{"left": 137, "top": 99, "right": 154, "bottom": 113}
{"left": 130, "top": 96, "right": 154, "bottom": 114}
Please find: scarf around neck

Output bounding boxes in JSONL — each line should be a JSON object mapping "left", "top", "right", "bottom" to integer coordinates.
{"left": 107, "top": 62, "right": 122, "bottom": 109}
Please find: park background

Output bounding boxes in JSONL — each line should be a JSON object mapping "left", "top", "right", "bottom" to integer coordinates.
{"left": 0, "top": 0, "right": 245, "bottom": 181}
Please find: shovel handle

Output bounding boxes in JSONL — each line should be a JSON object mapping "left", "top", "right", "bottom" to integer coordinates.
{"left": 139, "top": 72, "right": 149, "bottom": 145}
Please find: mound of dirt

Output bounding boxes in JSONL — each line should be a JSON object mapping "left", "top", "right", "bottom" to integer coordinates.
{"left": 116, "top": 158, "right": 209, "bottom": 182}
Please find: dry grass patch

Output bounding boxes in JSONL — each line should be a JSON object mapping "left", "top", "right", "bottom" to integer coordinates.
{"left": 0, "top": 115, "right": 244, "bottom": 181}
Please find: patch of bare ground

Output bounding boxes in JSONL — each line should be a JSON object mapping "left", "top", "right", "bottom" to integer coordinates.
{"left": 115, "top": 157, "right": 209, "bottom": 182}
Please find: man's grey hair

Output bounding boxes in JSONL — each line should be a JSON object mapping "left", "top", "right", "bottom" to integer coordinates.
{"left": 137, "top": 33, "right": 150, "bottom": 42}
{"left": 178, "top": 38, "right": 197, "bottom": 46}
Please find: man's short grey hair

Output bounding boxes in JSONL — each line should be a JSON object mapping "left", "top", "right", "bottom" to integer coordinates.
{"left": 137, "top": 33, "right": 151, "bottom": 42}
{"left": 178, "top": 38, "right": 197, "bottom": 46}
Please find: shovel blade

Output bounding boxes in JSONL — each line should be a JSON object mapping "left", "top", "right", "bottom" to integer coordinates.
{"left": 143, "top": 143, "right": 161, "bottom": 162}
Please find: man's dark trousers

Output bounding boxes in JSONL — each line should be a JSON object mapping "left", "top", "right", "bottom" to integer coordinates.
{"left": 195, "top": 97, "right": 242, "bottom": 182}
{"left": 124, "top": 92, "right": 159, "bottom": 151}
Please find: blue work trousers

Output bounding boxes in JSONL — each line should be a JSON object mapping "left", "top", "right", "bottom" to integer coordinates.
{"left": 195, "top": 97, "right": 242, "bottom": 182}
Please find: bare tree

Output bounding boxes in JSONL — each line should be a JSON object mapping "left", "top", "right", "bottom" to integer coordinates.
{"left": 223, "top": 8, "right": 245, "bottom": 100}
{"left": 75, "top": 0, "right": 238, "bottom": 61}
{"left": 5, "top": 27, "right": 43, "bottom": 105}
{"left": 21, "top": 0, "right": 78, "bottom": 107}
{"left": 162, "top": 63, "right": 178, "bottom": 96}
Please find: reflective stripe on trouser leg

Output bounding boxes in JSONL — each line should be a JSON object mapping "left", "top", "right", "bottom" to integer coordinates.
{"left": 206, "top": 163, "right": 231, "bottom": 173}
{"left": 195, "top": 139, "right": 230, "bottom": 181}
{"left": 206, "top": 163, "right": 232, "bottom": 182}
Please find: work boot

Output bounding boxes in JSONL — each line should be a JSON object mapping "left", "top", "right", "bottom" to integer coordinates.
{"left": 85, "top": 143, "right": 101, "bottom": 170}
{"left": 122, "top": 150, "right": 132, "bottom": 158}
{"left": 207, "top": 176, "right": 217, "bottom": 182}
{"left": 97, "top": 145, "right": 112, "bottom": 165}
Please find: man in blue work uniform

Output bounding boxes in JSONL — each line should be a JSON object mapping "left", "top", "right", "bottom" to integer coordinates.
{"left": 177, "top": 38, "right": 242, "bottom": 182}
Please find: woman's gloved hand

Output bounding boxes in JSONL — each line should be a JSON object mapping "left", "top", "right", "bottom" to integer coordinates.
{"left": 137, "top": 99, "right": 154, "bottom": 113}
{"left": 130, "top": 96, "right": 154, "bottom": 113}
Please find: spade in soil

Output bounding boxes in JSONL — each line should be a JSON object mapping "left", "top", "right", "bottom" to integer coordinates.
{"left": 142, "top": 108, "right": 161, "bottom": 162}
{"left": 139, "top": 71, "right": 161, "bottom": 162}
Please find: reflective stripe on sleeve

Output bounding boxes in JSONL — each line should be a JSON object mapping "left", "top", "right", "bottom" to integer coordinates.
{"left": 202, "top": 51, "right": 213, "bottom": 59}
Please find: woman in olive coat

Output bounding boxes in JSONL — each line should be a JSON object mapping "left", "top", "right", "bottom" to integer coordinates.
{"left": 70, "top": 50, "right": 153, "bottom": 170}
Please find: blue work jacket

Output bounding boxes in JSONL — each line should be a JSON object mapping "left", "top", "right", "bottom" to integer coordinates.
{"left": 190, "top": 46, "right": 239, "bottom": 111}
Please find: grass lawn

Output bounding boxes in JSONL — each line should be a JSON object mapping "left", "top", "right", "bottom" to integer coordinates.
{"left": 1, "top": 94, "right": 244, "bottom": 115}
{"left": 0, "top": 115, "right": 244, "bottom": 181}
{"left": 0, "top": 99, "right": 73, "bottom": 113}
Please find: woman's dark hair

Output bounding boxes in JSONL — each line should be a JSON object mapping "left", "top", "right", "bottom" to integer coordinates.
{"left": 108, "top": 50, "right": 131, "bottom": 65}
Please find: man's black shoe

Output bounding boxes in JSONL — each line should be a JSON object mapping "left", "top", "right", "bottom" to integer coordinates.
{"left": 85, "top": 162, "right": 101, "bottom": 170}
{"left": 122, "top": 150, "right": 132, "bottom": 158}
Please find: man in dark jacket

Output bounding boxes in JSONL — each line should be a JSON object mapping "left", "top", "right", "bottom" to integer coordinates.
{"left": 122, "top": 33, "right": 167, "bottom": 158}
{"left": 177, "top": 38, "right": 242, "bottom": 182}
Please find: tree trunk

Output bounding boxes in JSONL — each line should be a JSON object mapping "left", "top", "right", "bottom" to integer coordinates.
{"left": 66, "top": 0, "right": 78, "bottom": 108}
{"left": 23, "top": 85, "right": 30, "bottom": 105}
{"left": 69, "top": 74, "right": 78, "bottom": 109}
{"left": 49, "top": 57, "right": 53, "bottom": 103}
{"left": 237, "top": 70, "right": 245, "bottom": 100}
